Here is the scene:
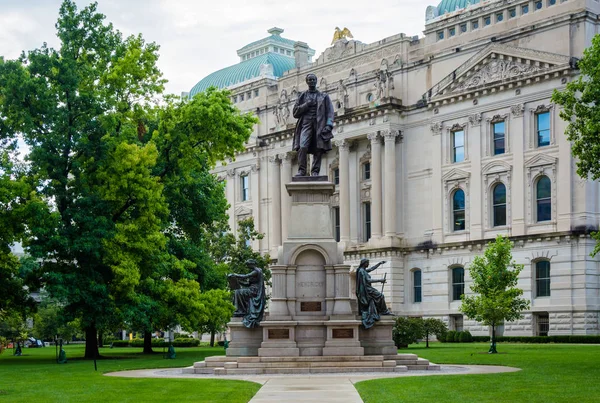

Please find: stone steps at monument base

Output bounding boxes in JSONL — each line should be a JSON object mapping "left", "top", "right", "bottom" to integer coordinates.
{"left": 210, "top": 366, "right": 409, "bottom": 375}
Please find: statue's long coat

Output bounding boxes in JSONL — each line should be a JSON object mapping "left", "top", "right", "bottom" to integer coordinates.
{"left": 292, "top": 90, "right": 334, "bottom": 153}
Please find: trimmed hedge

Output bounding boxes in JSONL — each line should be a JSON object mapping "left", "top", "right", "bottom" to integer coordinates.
{"left": 459, "top": 330, "right": 473, "bottom": 342}
{"left": 464, "top": 335, "right": 600, "bottom": 344}
{"left": 110, "top": 338, "right": 200, "bottom": 348}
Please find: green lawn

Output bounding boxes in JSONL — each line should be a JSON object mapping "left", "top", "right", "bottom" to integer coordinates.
{"left": 355, "top": 343, "right": 600, "bottom": 403}
{"left": 0, "top": 344, "right": 260, "bottom": 402}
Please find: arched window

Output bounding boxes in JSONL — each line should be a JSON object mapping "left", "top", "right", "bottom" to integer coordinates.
{"left": 452, "top": 267, "right": 465, "bottom": 301}
{"left": 535, "top": 260, "right": 551, "bottom": 297}
{"left": 413, "top": 269, "right": 422, "bottom": 303}
{"left": 493, "top": 183, "right": 507, "bottom": 227}
{"left": 453, "top": 189, "right": 466, "bottom": 231}
{"left": 536, "top": 176, "right": 551, "bottom": 222}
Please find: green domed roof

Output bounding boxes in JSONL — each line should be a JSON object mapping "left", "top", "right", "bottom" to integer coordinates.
{"left": 189, "top": 52, "right": 296, "bottom": 97}
{"left": 437, "top": 0, "right": 479, "bottom": 14}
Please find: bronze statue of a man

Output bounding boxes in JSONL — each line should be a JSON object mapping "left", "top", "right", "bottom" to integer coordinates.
{"left": 356, "top": 258, "right": 393, "bottom": 329}
{"left": 227, "top": 259, "right": 266, "bottom": 328}
{"left": 292, "top": 73, "right": 335, "bottom": 176}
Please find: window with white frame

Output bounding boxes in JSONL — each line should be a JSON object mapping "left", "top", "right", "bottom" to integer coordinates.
{"left": 451, "top": 314, "right": 464, "bottom": 331}
{"left": 536, "top": 312, "right": 549, "bottom": 336}
{"left": 492, "top": 183, "right": 507, "bottom": 227}
{"left": 413, "top": 269, "right": 422, "bottom": 303}
{"left": 452, "top": 267, "right": 465, "bottom": 300}
{"left": 333, "top": 168, "right": 340, "bottom": 185}
{"left": 241, "top": 175, "right": 250, "bottom": 201}
{"left": 332, "top": 207, "right": 340, "bottom": 242}
{"left": 452, "top": 130, "right": 465, "bottom": 163}
{"left": 452, "top": 189, "right": 466, "bottom": 231}
{"left": 492, "top": 120, "right": 506, "bottom": 155}
{"left": 536, "top": 176, "right": 551, "bottom": 222}
{"left": 363, "top": 202, "right": 371, "bottom": 242}
{"left": 536, "top": 111, "right": 550, "bottom": 147}
{"left": 363, "top": 162, "right": 371, "bottom": 181}
{"left": 535, "top": 260, "right": 551, "bottom": 297}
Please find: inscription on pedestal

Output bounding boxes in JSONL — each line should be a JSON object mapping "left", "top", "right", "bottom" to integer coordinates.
{"left": 300, "top": 301, "right": 322, "bottom": 312}
{"left": 268, "top": 329, "right": 290, "bottom": 339}
{"left": 332, "top": 329, "right": 354, "bottom": 339}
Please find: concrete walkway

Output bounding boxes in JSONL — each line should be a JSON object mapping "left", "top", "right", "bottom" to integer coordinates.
{"left": 105, "top": 365, "right": 520, "bottom": 403}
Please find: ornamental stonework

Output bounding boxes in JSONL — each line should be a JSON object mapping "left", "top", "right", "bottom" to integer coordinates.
{"left": 452, "top": 59, "right": 542, "bottom": 93}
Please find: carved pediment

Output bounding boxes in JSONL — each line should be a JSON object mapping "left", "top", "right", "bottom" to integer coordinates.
{"left": 235, "top": 205, "right": 253, "bottom": 216}
{"left": 442, "top": 168, "right": 470, "bottom": 182}
{"left": 525, "top": 153, "right": 557, "bottom": 168}
{"left": 482, "top": 160, "right": 512, "bottom": 175}
{"left": 427, "top": 44, "right": 574, "bottom": 101}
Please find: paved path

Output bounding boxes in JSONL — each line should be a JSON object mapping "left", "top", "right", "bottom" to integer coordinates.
{"left": 106, "top": 365, "right": 520, "bottom": 402}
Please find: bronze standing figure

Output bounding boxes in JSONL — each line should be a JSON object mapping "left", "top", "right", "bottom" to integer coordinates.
{"left": 292, "top": 73, "right": 334, "bottom": 177}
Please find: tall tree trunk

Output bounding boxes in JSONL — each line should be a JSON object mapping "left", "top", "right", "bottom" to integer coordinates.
{"left": 426, "top": 333, "right": 430, "bottom": 348}
{"left": 210, "top": 330, "right": 215, "bottom": 347}
{"left": 84, "top": 325, "right": 99, "bottom": 360}
{"left": 143, "top": 331, "right": 154, "bottom": 354}
{"left": 98, "top": 329, "right": 104, "bottom": 348}
{"left": 489, "top": 323, "right": 498, "bottom": 354}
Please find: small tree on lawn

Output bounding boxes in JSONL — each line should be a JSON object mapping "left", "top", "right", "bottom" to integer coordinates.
{"left": 423, "top": 318, "right": 448, "bottom": 348}
{"left": 197, "top": 289, "right": 235, "bottom": 347}
{"left": 460, "top": 235, "right": 530, "bottom": 353}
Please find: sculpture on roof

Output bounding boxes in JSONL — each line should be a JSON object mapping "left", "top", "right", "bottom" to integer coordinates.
{"left": 292, "top": 73, "right": 334, "bottom": 177}
{"left": 337, "top": 79, "right": 348, "bottom": 110}
{"left": 331, "top": 27, "right": 354, "bottom": 45}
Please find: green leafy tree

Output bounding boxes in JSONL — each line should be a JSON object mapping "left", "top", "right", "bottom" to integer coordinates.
{"left": 552, "top": 36, "right": 600, "bottom": 255}
{"left": 197, "top": 289, "right": 235, "bottom": 347}
{"left": 0, "top": 1, "right": 256, "bottom": 359}
{"left": 423, "top": 318, "right": 448, "bottom": 348}
{"left": 460, "top": 235, "right": 530, "bottom": 353}
{"left": 32, "top": 297, "right": 80, "bottom": 342}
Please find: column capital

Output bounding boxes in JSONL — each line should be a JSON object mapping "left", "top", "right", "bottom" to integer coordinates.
{"left": 511, "top": 103, "right": 525, "bottom": 118}
{"left": 268, "top": 155, "right": 280, "bottom": 164}
{"left": 430, "top": 122, "right": 443, "bottom": 136}
{"left": 335, "top": 139, "right": 350, "bottom": 150}
{"left": 278, "top": 151, "right": 295, "bottom": 163}
{"left": 367, "top": 132, "right": 381, "bottom": 142}
{"left": 382, "top": 129, "right": 402, "bottom": 143}
{"left": 226, "top": 168, "right": 236, "bottom": 178}
{"left": 251, "top": 162, "right": 260, "bottom": 172}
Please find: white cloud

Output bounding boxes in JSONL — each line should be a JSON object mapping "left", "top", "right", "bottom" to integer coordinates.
{"left": 0, "top": 0, "right": 432, "bottom": 95}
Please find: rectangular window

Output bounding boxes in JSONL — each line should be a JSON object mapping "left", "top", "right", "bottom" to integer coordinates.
{"left": 239, "top": 93, "right": 244, "bottom": 101}
{"left": 452, "top": 130, "right": 465, "bottom": 163}
{"left": 537, "top": 313, "right": 549, "bottom": 336}
{"left": 522, "top": 4, "right": 529, "bottom": 14}
{"left": 333, "top": 207, "right": 340, "bottom": 242}
{"left": 493, "top": 121, "right": 505, "bottom": 155}
{"left": 363, "top": 162, "right": 371, "bottom": 180}
{"left": 241, "top": 175, "right": 249, "bottom": 201}
{"left": 472, "top": 20, "right": 479, "bottom": 30}
{"left": 509, "top": 8, "right": 516, "bottom": 18}
{"left": 460, "top": 24, "right": 467, "bottom": 33}
{"left": 449, "top": 27, "right": 456, "bottom": 37}
{"left": 452, "top": 267, "right": 465, "bottom": 301}
{"left": 333, "top": 168, "right": 340, "bottom": 185}
{"left": 246, "top": 91, "right": 252, "bottom": 99}
{"left": 437, "top": 31, "right": 444, "bottom": 41}
{"left": 413, "top": 270, "right": 422, "bottom": 303}
{"left": 496, "top": 12, "right": 504, "bottom": 22}
{"left": 536, "top": 261, "right": 551, "bottom": 297}
{"left": 363, "top": 202, "right": 371, "bottom": 242}
{"left": 484, "top": 15, "right": 491, "bottom": 26}
{"left": 548, "top": 0, "right": 556, "bottom": 6}
{"left": 254, "top": 89, "right": 259, "bottom": 97}
{"left": 535, "top": 0, "right": 543, "bottom": 10}
{"left": 536, "top": 112, "right": 550, "bottom": 147}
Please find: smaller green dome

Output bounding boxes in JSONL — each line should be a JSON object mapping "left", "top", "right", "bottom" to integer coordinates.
{"left": 437, "top": 0, "right": 480, "bottom": 14}
{"left": 189, "top": 53, "right": 296, "bottom": 97}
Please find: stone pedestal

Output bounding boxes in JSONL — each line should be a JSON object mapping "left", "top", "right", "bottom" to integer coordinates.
{"left": 226, "top": 176, "right": 398, "bottom": 361}
{"left": 359, "top": 318, "right": 398, "bottom": 355}
{"left": 226, "top": 318, "right": 263, "bottom": 357}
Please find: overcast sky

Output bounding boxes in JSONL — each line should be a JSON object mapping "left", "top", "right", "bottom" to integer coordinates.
{"left": 0, "top": 0, "right": 431, "bottom": 95}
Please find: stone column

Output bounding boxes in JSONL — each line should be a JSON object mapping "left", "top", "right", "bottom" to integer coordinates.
{"left": 367, "top": 132, "right": 382, "bottom": 240}
{"left": 269, "top": 155, "right": 281, "bottom": 252}
{"left": 383, "top": 130, "right": 400, "bottom": 237}
{"left": 226, "top": 169, "right": 236, "bottom": 234}
{"left": 279, "top": 152, "right": 293, "bottom": 243}
{"left": 511, "top": 104, "right": 526, "bottom": 235}
{"left": 251, "top": 162, "right": 261, "bottom": 248}
{"left": 336, "top": 139, "right": 351, "bottom": 243}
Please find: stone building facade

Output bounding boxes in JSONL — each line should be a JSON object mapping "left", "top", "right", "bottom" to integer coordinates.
{"left": 190, "top": 0, "right": 600, "bottom": 336}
